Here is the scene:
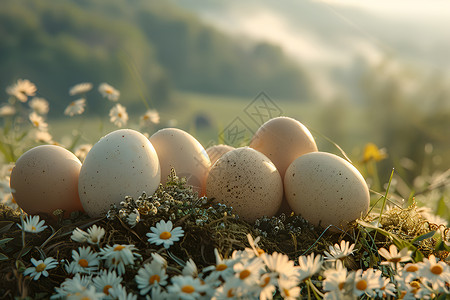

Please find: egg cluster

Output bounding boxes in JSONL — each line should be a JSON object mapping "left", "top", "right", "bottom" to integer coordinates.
{"left": 9, "top": 117, "right": 370, "bottom": 230}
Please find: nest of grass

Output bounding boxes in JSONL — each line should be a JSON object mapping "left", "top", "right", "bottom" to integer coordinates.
{"left": 0, "top": 169, "right": 448, "bottom": 298}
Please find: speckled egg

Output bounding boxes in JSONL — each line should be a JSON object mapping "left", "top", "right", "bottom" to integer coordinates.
{"left": 206, "top": 144, "right": 235, "bottom": 166}
{"left": 10, "top": 145, "right": 83, "bottom": 217}
{"left": 78, "top": 129, "right": 161, "bottom": 217}
{"left": 284, "top": 152, "right": 370, "bottom": 229}
{"left": 150, "top": 128, "right": 211, "bottom": 196}
{"left": 206, "top": 147, "right": 283, "bottom": 223}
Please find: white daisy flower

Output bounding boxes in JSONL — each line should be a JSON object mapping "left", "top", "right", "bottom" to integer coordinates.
{"left": 92, "top": 270, "right": 123, "bottom": 297}
{"left": 258, "top": 273, "right": 277, "bottom": 300}
{"left": 211, "top": 278, "right": 241, "bottom": 300}
{"left": 108, "top": 284, "right": 137, "bottom": 300}
{"left": 323, "top": 260, "right": 349, "bottom": 293}
{"left": 71, "top": 225, "right": 105, "bottom": 245}
{"left": 29, "top": 97, "right": 49, "bottom": 115}
{"left": 233, "top": 256, "right": 265, "bottom": 287}
{"left": 417, "top": 254, "right": 450, "bottom": 289}
{"left": 71, "top": 227, "right": 89, "bottom": 243}
{"left": 151, "top": 252, "right": 168, "bottom": 269}
{"left": 51, "top": 273, "right": 93, "bottom": 299}
{"left": 67, "top": 246, "right": 100, "bottom": 274}
{"left": 100, "top": 244, "right": 141, "bottom": 276}
{"left": 146, "top": 219, "right": 184, "bottom": 249}
{"left": 140, "top": 109, "right": 160, "bottom": 126}
{"left": 374, "top": 277, "right": 396, "bottom": 298}
{"left": 135, "top": 261, "right": 168, "bottom": 295}
{"left": 145, "top": 286, "right": 168, "bottom": 300}
{"left": 166, "top": 275, "right": 206, "bottom": 300}
{"left": 182, "top": 258, "right": 198, "bottom": 277}
{"left": 69, "top": 82, "right": 93, "bottom": 96}
{"left": 0, "top": 104, "right": 16, "bottom": 117}
{"left": 64, "top": 98, "right": 86, "bottom": 117}
{"left": 246, "top": 234, "right": 265, "bottom": 257}
{"left": 378, "top": 244, "right": 412, "bottom": 266}
{"left": 126, "top": 209, "right": 140, "bottom": 228}
{"left": 278, "top": 278, "right": 301, "bottom": 300}
{"left": 29, "top": 111, "right": 48, "bottom": 131}
{"left": 6, "top": 79, "right": 36, "bottom": 102}
{"left": 262, "top": 251, "right": 298, "bottom": 280}
{"left": 23, "top": 257, "right": 58, "bottom": 280}
{"left": 66, "top": 285, "right": 104, "bottom": 300}
{"left": 99, "top": 83, "right": 120, "bottom": 101}
{"left": 109, "top": 104, "right": 128, "bottom": 127}
{"left": 297, "top": 253, "right": 323, "bottom": 282}
{"left": 17, "top": 215, "right": 48, "bottom": 233}
{"left": 351, "top": 268, "right": 383, "bottom": 298}
{"left": 74, "top": 144, "right": 92, "bottom": 162}
{"left": 324, "top": 240, "right": 355, "bottom": 262}
{"left": 31, "top": 129, "right": 53, "bottom": 143}
{"left": 203, "top": 248, "right": 235, "bottom": 281}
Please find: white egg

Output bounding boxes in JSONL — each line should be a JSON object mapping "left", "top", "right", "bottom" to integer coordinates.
{"left": 78, "top": 129, "right": 160, "bottom": 217}
{"left": 284, "top": 152, "right": 370, "bottom": 230}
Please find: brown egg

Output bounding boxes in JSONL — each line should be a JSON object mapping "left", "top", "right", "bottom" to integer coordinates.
{"left": 206, "top": 144, "right": 235, "bottom": 166}
{"left": 10, "top": 145, "right": 83, "bottom": 217}
{"left": 206, "top": 147, "right": 283, "bottom": 223}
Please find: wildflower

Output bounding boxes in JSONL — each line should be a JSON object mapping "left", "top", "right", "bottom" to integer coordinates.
{"left": 182, "top": 258, "right": 198, "bottom": 277}
{"left": 166, "top": 275, "right": 206, "bottom": 300}
{"left": 100, "top": 244, "right": 141, "bottom": 276}
{"left": 29, "top": 97, "right": 49, "bottom": 114}
{"left": 32, "top": 130, "right": 53, "bottom": 143}
{"left": 29, "top": 111, "right": 48, "bottom": 131}
{"left": 74, "top": 144, "right": 92, "bottom": 162}
{"left": 126, "top": 209, "right": 140, "bottom": 228}
{"left": 64, "top": 98, "right": 86, "bottom": 116}
{"left": 351, "top": 268, "right": 383, "bottom": 298}
{"left": 323, "top": 260, "right": 348, "bottom": 293}
{"left": 211, "top": 278, "right": 241, "bottom": 300}
{"left": 378, "top": 244, "right": 412, "bottom": 267}
{"left": 258, "top": 273, "right": 277, "bottom": 300}
{"left": 135, "top": 261, "right": 168, "bottom": 295}
{"left": 17, "top": 215, "right": 48, "bottom": 233}
{"left": 233, "top": 256, "right": 265, "bottom": 286}
{"left": 66, "top": 246, "right": 100, "bottom": 274}
{"left": 262, "top": 251, "right": 298, "bottom": 280}
{"left": 0, "top": 104, "right": 16, "bottom": 117}
{"left": 203, "top": 248, "right": 235, "bottom": 281}
{"left": 69, "top": 82, "right": 93, "bottom": 96}
{"left": 324, "top": 240, "right": 355, "bottom": 262}
{"left": 297, "top": 253, "right": 323, "bottom": 282}
{"left": 362, "top": 142, "right": 387, "bottom": 163}
{"left": 51, "top": 273, "right": 93, "bottom": 299}
{"left": 151, "top": 252, "right": 168, "bottom": 269}
{"left": 140, "top": 109, "right": 160, "bottom": 126}
{"left": 374, "top": 277, "right": 396, "bottom": 298}
{"left": 71, "top": 227, "right": 89, "bottom": 243}
{"left": 92, "top": 270, "right": 123, "bottom": 296}
{"left": 71, "top": 225, "right": 105, "bottom": 245}
{"left": 66, "top": 285, "right": 104, "bottom": 300}
{"left": 23, "top": 257, "right": 58, "bottom": 280}
{"left": 108, "top": 284, "right": 137, "bottom": 300}
{"left": 6, "top": 79, "right": 36, "bottom": 102}
{"left": 99, "top": 83, "right": 120, "bottom": 101}
{"left": 109, "top": 104, "right": 128, "bottom": 127}
{"left": 146, "top": 219, "right": 184, "bottom": 249}
{"left": 246, "top": 234, "right": 265, "bottom": 257}
{"left": 278, "top": 278, "right": 301, "bottom": 300}
{"left": 417, "top": 254, "right": 450, "bottom": 289}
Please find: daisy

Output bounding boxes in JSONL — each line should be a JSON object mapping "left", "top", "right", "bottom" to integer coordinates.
{"left": 24, "top": 257, "right": 58, "bottom": 280}
{"left": 378, "top": 244, "right": 412, "bottom": 266}
{"left": 0, "top": 104, "right": 16, "bottom": 117}
{"left": 146, "top": 219, "right": 184, "bottom": 249}
{"left": 374, "top": 277, "right": 396, "bottom": 298}
{"left": 246, "top": 234, "right": 265, "bottom": 257}
{"left": 351, "top": 268, "right": 383, "bottom": 298}
{"left": 140, "top": 109, "right": 160, "bottom": 126}
{"left": 67, "top": 246, "right": 100, "bottom": 274}
{"left": 108, "top": 284, "right": 137, "bottom": 300}
{"left": 51, "top": 273, "right": 93, "bottom": 299}
{"left": 258, "top": 273, "right": 277, "bottom": 300}
{"left": 109, "top": 104, "right": 128, "bottom": 127}
{"left": 86, "top": 224, "right": 106, "bottom": 245}
{"left": 323, "top": 240, "right": 355, "bottom": 262}
{"left": 278, "top": 278, "right": 301, "bottom": 300}
{"left": 297, "top": 253, "right": 323, "bottom": 282}
{"left": 71, "top": 227, "right": 89, "bottom": 243}
{"left": 29, "top": 111, "right": 48, "bottom": 131}
{"left": 323, "top": 260, "right": 349, "bottom": 293}
{"left": 151, "top": 252, "right": 168, "bottom": 269}
{"left": 211, "top": 278, "right": 241, "bottom": 300}
{"left": 166, "top": 275, "right": 206, "bottom": 300}
{"left": 66, "top": 285, "right": 104, "bottom": 300}
{"left": 203, "top": 248, "right": 235, "bottom": 281}
{"left": 74, "top": 144, "right": 92, "bottom": 162}
{"left": 135, "top": 261, "right": 168, "bottom": 295}
{"left": 17, "top": 215, "right": 48, "bottom": 233}
{"left": 6, "top": 79, "right": 36, "bottom": 102}
{"left": 126, "top": 209, "right": 140, "bottom": 228}
{"left": 417, "top": 254, "right": 450, "bottom": 289}
{"left": 262, "top": 251, "right": 298, "bottom": 281}
{"left": 182, "top": 258, "right": 198, "bottom": 277}
{"left": 32, "top": 130, "right": 53, "bottom": 143}
{"left": 69, "top": 82, "right": 93, "bottom": 96}
{"left": 100, "top": 244, "right": 141, "bottom": 276}
{"left": 64, "top": 98, "right": 86, "bottom": 116}
{"left": 29, "top": 97, "right": 49, "bottom": 114}
{"left": 99, "top": 83, "right": 120, "bottom": 101}
{"left": 233, "top": 256, "right": 265, "bottom": 287}
{"left": 92, "top": 270, "right": 123, "bottom": 297}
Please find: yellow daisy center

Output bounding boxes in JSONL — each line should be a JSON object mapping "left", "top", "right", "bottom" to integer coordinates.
{"left": 118, "top": 112, "right": 122, "bottom": 118}
{"left": 338, "top": 282, "right": 345, "bottom": 290}
{"left": 284, "top": 288, "right": 290, "bottom": 297}
{"left": 227, "top": 289, "right": 235, "bottom": 298}
{"left": 81, "top": 297, "right": 91, "bottom": 300}
{"left": 181, "top": 285, "right": 195, "bottom": 294}
{"left": 431, "top": 264, "right": 443, "bottom": 275}
{"left": 103, "top": 285, "right": 112, "bottom": 295}
{"left": 260, "top": 276, "right": 271, "bottom": 288}
{"left": 216, "top": 264, "right": 227, "bottom": 271}
{"left": 406, "top": 265, "right": 419, "bottom": 272}
{"left": 256, "top": 249, "right": 265, "bottom": 256}
{"left": 78, "top": 259, "right": 89, "bottom": 268}
{"left": 90, "top": 236, "right": 98, "bottom": 243}
{"left": 114, "top": 245, "right": 125, "bottom": 251}
{"left": 159, "top": 231, "right": 172, "bottom": 240}
{"left": 356, "top": 279, "right": 368, "bottom": 291}
{"left": 239, "top": 269, "right": 251, "bottom": 280}
{"left": 31, "top": 226, "right": 36, "bottom": 231}
{"left": 35, "top": 263, "right": 46, "bottom": 272}
{"left": 32, "top": 121, "right": 39, "bottom": 127}
{"left": 149, "top": 274, "right": 160, "bottom": 284}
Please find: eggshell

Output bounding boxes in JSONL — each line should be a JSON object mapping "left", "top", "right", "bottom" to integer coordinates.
{"left": 78, "top": 129, "right": 160, "bottom": 217}
{"left": 206, "top": 144, "right": 235, "bottom": 166}
{"left": 149, "top": 128, "right": 211, "bottom": 195}
{"left": 284, "top": 152, "right": 370, "bottom": 229}
{"left": 206, "top": 147, "right": 283, "bottom": 223}
{"left": 10, "top": 145, "right": 83, "bottom": 217}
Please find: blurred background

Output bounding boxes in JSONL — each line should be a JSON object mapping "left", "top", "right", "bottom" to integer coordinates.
{"left": 1, "top": 0, "right": 449, "bottom": 218}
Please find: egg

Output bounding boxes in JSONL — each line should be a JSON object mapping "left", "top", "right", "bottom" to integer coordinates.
{"left": 206, "top": 147, "right": 283, "bottom": 223}
{"left": 10, "top": 145, "right": 83, "bottom": 217}
{"left": 150, "top": 128, "right": 211, "bottom": 195}
{"left": 206, "top": 144, "right": 235, "bottom": 166}
{"left": 78, "top": 129, "right": 160, "bottom": 217}
{"left": 284, "top": 152, "right": 370, "bottom": 229}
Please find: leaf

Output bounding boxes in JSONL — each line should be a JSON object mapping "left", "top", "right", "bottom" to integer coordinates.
{"left": 0, "top": 237, "right": 14, "bottom": 245}
{"left": 0, "top": 252, "right": 8, "bottom": 261}
{"left": 411, "top": 231, "right": 436, "bottom": 244}
{"left": 0, "top": 221, "right": 14, "bottom": 234}
{"left": 434, "top": 239, "right": 450, "bottom": 252}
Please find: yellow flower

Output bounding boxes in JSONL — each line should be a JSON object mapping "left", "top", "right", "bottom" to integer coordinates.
{"left": 362, "top": 143, "right": 387, "bottom": 163}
